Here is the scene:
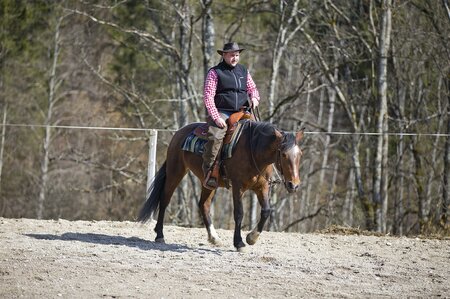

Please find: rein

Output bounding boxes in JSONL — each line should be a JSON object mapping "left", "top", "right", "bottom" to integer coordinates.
{"left": 254, "top": 106, "right": 263, "bottom": 122}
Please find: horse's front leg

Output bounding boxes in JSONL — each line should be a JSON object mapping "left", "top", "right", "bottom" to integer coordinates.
{"left": 246, "top": 184, "right": 271, "bottom": 246}
{"left": 232, "top": 186, "right": 246, "bottom": 251}
{"left": 199, "top": 187, "right": 223, "bottom": 246}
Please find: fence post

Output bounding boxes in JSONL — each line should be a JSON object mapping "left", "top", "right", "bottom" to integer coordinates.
{"left": 146, "top": 129, "right": 158, "bottom": 197}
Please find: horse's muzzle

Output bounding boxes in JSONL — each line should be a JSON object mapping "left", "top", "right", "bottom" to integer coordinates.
{"left": 286, "top": 181, "right": 299, "bottom": 193}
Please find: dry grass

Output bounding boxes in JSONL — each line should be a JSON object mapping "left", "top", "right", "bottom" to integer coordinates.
{"left": 318, "top": 225, "right": 385, "bottom": 237}
{"left": 318, "top": 224, "right": 450, "bottom": 240}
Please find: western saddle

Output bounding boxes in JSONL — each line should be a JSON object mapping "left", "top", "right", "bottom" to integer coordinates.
{"left": 201, "top": 110, "right": 254, "bottom": 190}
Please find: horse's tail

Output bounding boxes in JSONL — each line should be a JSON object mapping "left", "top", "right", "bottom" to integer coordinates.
{"left": 137, "top": 161, "right": 167, "bottom": 223}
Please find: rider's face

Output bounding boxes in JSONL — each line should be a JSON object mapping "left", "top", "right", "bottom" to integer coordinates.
{"left": 223, "top": 51, "right": 240, "bottom": 67}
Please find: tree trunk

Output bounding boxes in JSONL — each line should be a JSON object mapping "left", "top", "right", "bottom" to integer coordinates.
{"left": 37, "top": 17, "right": 63, "bottom": 219}
{"left": 176, "top": 1, "right": 192, "bottom": 223}
{"left": 201, "top": 0, "right": 215, "bottom": 78}
{"left": 425, "top": 86, "right": 444, "bottom": 226}
{"left": 394, "top": 132, "right": 405, "bottom": 236}
{"left": 312, "top": 74, "right": 336, "bottom": 230}
{"left": 0, "top": 104, "right": 6, "bottom": 215}
{"left": 391, "top": 41, "right": 406, "bottom": 235}
{"left": 373, "top": 0, "right": 392, "bottom": 233}
{"left": 412, "top": 144, "right": 427, "bottom": 233}
{"left": 301, "top": 160, "right": 315, "bottom": 232}
{"left": 443, "top": 0, "right": 450, "bottom": 228}
{"left": 249, "top": 193, "right": 258, "bottom": 229}
{"left": 268, "top": 0, "right": 303, "bottom": 120}
{"left": 178, "top": 0, "right": 190, "bottom": 128}
{"left": 326, "top": 160, "right": 339, "bottom": 227}
{"left": 381, "top": 118, "right": 389, "bottom": 232}
{"left": 352, "top": 135, "right": 375, "bottom": 230}
{"left": 343, "top": 168, "right": 355, "bottom": 226}
{"left": 442, "top": 76, "right": 450, "bottom": 228}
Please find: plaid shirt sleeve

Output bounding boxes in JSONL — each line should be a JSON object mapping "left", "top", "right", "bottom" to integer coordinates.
{"left": 203, "top": 69, "right": 220, "bottom": 121}
{"left": 247, "top": 71, "right": 260, "bottom": 106}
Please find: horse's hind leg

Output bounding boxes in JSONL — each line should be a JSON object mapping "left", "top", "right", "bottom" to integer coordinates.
{"left": 154, "top": 160, "right": 188, "bottom": 243}
{"left": 199, "top": 188, "right": 223, "bottom": 246}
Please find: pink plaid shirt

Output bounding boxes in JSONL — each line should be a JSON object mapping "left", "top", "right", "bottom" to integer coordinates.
{"left": 203, "top": 68, "right": 260, "bottom": 121}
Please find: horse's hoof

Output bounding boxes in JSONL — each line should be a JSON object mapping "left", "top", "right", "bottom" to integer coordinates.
{"left": 246, "top": 231, "right": 260, "bottom": 245}
{"left": 235, "top": 240, "right": 247, "bottom": 252}
{"left": 155, "top": 237, "right": 165, "bottom": 243}
{"left": 237, "top": 246, "right": 248, "bottom": 253}
{"left": 208, "top": 237, "right": 223, "bottom": 247}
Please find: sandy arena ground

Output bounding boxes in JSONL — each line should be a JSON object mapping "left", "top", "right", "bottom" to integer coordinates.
{"left": 0, "top": 217, "right": 449, "bottom": 298}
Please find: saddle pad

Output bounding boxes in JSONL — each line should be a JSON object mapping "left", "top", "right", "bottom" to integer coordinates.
{"left": 181, "top": 121, "right": 247, "bottom": 159}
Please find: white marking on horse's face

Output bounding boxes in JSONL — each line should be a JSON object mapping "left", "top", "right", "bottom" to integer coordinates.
{"left": 291, "top": 146, "right": 301, "bottom": 157}
{"left": 282, "top": 145, "right": 302, "bottom": 188}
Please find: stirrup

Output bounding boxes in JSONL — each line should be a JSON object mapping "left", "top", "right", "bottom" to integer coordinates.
{"left": 203, "top": 170, "right": 218, "bottom": 190}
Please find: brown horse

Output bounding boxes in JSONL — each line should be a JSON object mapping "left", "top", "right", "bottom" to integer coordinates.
{"left": 138, "top": 121, "right": 304, "bottom": 251}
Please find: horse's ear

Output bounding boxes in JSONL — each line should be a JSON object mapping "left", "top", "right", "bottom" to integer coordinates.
{"left": 274, "top": 130, "right": 284, "bottom": 149}
{"left": 275, "top": 129, "right": 284, "bottom": 141}
{"left": 296, "top": 127, "right": 305, "bottom": 143}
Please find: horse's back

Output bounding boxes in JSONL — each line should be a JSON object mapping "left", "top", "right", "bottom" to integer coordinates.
{"left": 169, "top": 122, "right": 206, "bottom": 148}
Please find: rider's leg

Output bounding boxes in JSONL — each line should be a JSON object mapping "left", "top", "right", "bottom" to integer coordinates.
{"left": 202, "top": 114, "right": 228, "bottom": 188}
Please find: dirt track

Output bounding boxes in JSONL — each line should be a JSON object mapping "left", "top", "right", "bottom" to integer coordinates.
{"left": 0, "top": 218, "right": 449, "bottom": 298}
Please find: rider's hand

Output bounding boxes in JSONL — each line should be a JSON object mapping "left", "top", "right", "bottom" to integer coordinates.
{"left": 214, "top": 117, "right": 227, "bottom": 128}
{"left": 251, "top": 97, "right": 259, "bottom": 108}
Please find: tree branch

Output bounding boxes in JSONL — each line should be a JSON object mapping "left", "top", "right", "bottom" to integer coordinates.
{"left": 282, "top": 205, "right": 324, "bottom": 232}
{"left": 68, "top": 9, "right": 180, "bottom": 59}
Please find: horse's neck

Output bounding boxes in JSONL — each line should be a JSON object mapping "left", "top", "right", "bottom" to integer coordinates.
{"left": 249, "top": 131, "right": 278, "bottom": 168}
{"left": 260, "top": 145, "right": 277, "bottom": 166}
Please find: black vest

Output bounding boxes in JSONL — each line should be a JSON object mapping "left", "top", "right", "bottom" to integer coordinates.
{"left": 212, "top": 61, "right": 248, "bottom": 112}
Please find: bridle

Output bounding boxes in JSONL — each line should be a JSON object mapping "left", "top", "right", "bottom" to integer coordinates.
{"left": 273, "top": 147, "right": 285, "bottom": 186}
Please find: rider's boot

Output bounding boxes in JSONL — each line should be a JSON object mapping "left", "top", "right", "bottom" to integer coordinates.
{"left": 202, "top": 139, "right": 222, "bottom": 190}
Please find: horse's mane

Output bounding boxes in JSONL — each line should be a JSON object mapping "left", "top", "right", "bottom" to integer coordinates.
{"left": 245, "top": 121, "right": 296, "bottom": 154}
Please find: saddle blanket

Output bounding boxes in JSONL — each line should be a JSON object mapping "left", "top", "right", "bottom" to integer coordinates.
{"left": 181, "top": 121, "right": 247, "bottom": 159}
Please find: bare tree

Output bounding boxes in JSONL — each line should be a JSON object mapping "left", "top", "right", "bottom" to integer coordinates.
{"left": 267, "top": 0, "right": 306, "bottom": 121}
{"left": 0, "top": 103, "right": 6, "bottom": 213}
{"left": 343, "top": 168, "right": 355, "bottom": 226}
{"left": 424, "top": 86, "right": 445, "bottom": 229}
{"left": 200, "top": 0, "right": 215, "bottom": 78}
{"left": 37, "top": 15, "right": 66, "bottom": 219}
{"left": 393, "top": 79, "right": 406, "bottom": 235}
{"left": 176, "top": 0, "right": 191, "bottom": 128}
{"left": 373, "top": 0, "right": 392, "bottom": 232}
{"left": 300, "top": 25, "right": 375, "bottom": 230}
{"left": 312, "top": 76, "right": 336, "bottom": 230}
{"left": 441, "top": 0, "right": 450, "bottom": 229}
{"left": 443, "top": 78, "right": 450, "bottom": 228}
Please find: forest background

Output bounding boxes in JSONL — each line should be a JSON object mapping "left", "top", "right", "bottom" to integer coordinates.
{"left": 0, "top": 0, "right": 449, "bottom": 236}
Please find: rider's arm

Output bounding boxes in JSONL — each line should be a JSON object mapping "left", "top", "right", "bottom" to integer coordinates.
{"left": 203, "top": 69, "right": 221, "bottom": 121}
{"left": 247, "top": 71, "right": 260, "bottom": 107}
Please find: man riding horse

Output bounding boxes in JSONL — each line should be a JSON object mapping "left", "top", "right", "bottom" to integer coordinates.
{"left": 202, "top": 42, "right": 260, "bottom": 190}
{"left": 138, "top": 42, "right": 304, "bottom": 251}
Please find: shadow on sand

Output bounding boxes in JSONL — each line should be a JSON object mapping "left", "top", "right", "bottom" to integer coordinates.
{"left": 25, "top": 232, "right": 222, "bottom": 255}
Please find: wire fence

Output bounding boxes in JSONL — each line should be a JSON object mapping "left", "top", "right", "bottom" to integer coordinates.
{"left": 2, "top": 123, "right": 449, "bottom": 137}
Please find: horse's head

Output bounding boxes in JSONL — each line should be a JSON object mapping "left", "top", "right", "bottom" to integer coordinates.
{"left": 274, "top": 128, "right": 304, "bottom": 193}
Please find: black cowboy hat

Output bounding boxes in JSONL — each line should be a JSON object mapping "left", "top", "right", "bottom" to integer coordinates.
{"left": 217, "top": 42, "right": 245, "bottom": 55}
